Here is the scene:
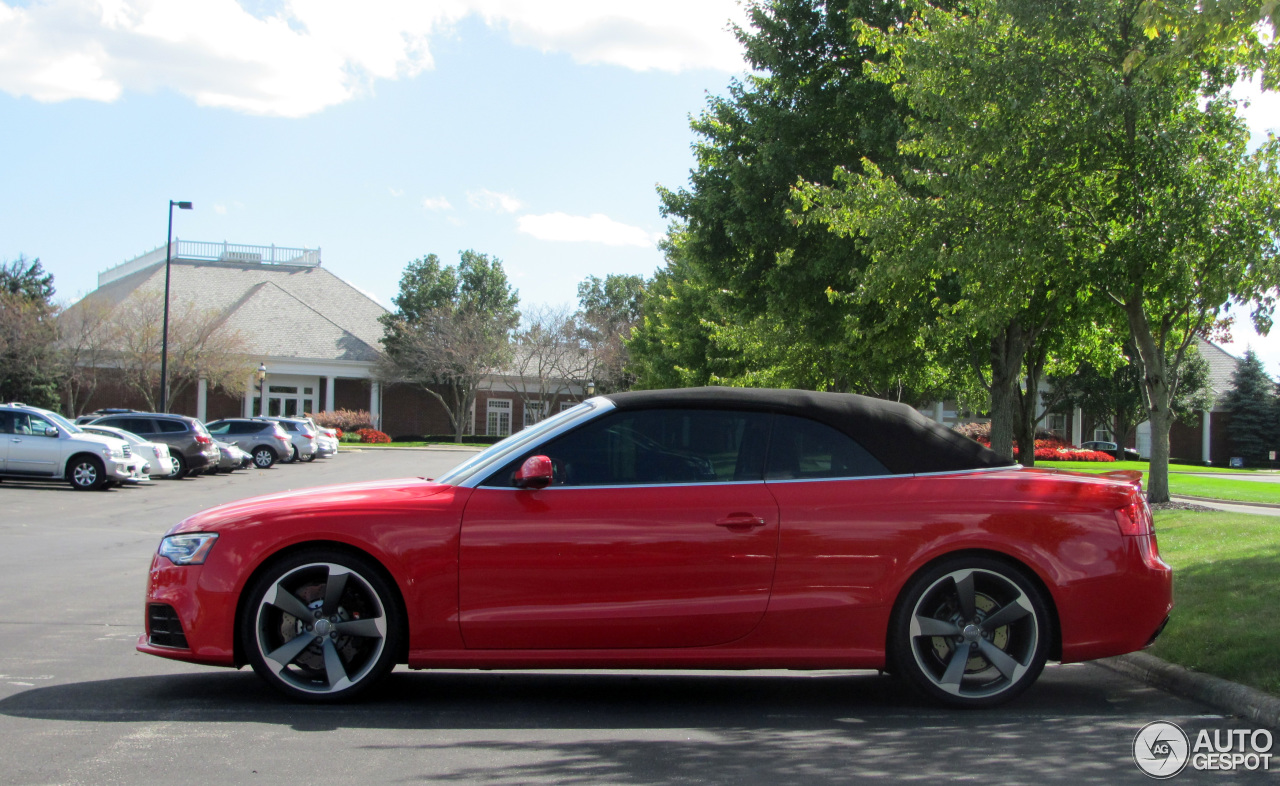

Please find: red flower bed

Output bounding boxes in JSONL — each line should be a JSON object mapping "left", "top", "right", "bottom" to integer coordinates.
{"left": 971, "top": 436, "right": 1116, "bottom": 462}
{"left": 357, "top": 428, "right": 391, "bottom": 444}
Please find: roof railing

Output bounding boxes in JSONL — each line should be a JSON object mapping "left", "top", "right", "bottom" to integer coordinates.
{"left": 99, "top": 239, "right": 322, "bottom": 286}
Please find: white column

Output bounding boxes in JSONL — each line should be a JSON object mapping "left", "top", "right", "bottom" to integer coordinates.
{"left": 933, "top": 400, "right": 945, "bottom": 424}
{"left": 1202, "top": 410, "right": 1212, "bottom": 464}
{"left": 243, "top": 375, "right": 254, "bottom": 417}
{"left": 1071, "top": 407, "right": 1083, "bottom": 447}
{"left": 325, "top": 376, "right": 335, "bottom": 413}
{"left": 196, "top": 378, "right": 208, "bottom": 422}
{"left": 370, "top": 382, "right": 381, "bottom": 430}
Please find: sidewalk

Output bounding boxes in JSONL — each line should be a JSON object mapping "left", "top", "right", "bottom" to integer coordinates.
{"left": 1170, "top": 495, "right": 1280, "bottom": 516}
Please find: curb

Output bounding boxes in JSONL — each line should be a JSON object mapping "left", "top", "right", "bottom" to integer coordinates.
{"left": 1170, "top": 494, "right": 1280, "bottom": 510}
{"left": 1096, "top": 652, "right": 1280, "bottom": 729}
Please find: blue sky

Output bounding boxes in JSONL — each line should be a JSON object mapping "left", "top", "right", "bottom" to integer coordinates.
{"left": 1, "top": 0, "right": 1278, "bottom": 373}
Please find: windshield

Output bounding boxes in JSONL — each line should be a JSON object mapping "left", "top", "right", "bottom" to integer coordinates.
{"left": 436, "top": 400, "right": 604, "bottom": 486}
{"left": 45, "top": 411, "right": 83, "bottom": 434}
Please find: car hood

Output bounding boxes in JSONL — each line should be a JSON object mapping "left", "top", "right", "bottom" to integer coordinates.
{"left": 167, "top": 477, "right": 456, "bottom": 535}
{"left": 75, "top": 432, "right": 128, "bottom": 451}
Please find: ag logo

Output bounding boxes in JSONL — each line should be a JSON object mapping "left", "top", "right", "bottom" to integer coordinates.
{"left": 1134, "top": 721, "right": 1190, "bottom": 778}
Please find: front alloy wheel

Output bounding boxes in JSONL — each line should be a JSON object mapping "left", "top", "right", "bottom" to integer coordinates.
{"left": 242, "top": 551, "right": 402, "bottom": 701}
{"left": 891, "top": 557, "right": 1050, "bottom": 707}
{"left": 68, "top": 456, "right": 108, "bottom": 491}
{"left": 252, "top": 446, "right": 276, "bottom": 469}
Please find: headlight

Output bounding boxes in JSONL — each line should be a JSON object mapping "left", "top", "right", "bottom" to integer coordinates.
{"left": 102, "top": 444, "right": 124, "bottom": 459}
{"left": 158, "top": 533, "right": 219, "bottom": 565}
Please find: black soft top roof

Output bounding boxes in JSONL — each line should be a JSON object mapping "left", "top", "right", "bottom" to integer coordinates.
{"left": 604, "top": 387, "right": 1013, "bottom": 475}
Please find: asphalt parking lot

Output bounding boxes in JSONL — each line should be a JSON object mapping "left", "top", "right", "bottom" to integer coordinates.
{"left": 0, "top": 449, "right": 1272, "bottom": 785}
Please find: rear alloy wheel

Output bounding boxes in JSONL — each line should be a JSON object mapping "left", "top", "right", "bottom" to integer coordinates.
{"left": 252, "top": 446, "right": 276, "bottom": 469}
{"left": 171, "top": 454, "right": 189, "bottom": 479}
{"left": 242, "top": 550, "right": 402, "bottom": 701}
{"left": 68, "top": 456, "right": 108, "bottom": 491}
{"left": 891, "top": 557, "right": 1050, "bottom": 708}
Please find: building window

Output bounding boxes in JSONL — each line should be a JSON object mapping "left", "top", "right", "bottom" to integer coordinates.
{"left": 487, "top": 399, "right": 512, "bottom": 437}
{"left": 1094, "top": 425, "right": 1114, "bottom": 442}
{"left": 523, "top": 402, "right": 545, "bottom": 429}
{"left": 560, "top": 401, "right": 575, "bottom": 412}
{"left": 1046, "top": 412, "right": 1067, "bottom": 440}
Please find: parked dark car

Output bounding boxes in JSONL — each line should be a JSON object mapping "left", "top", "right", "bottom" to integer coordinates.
{"left": 87, "top": 413, "right": 219, "bottom": 478}
{"left": 1080, "top": 441, "right": 1141, "bottom": 461}
{"left": 205, "top": 418, "right": 293, "bottom": 469}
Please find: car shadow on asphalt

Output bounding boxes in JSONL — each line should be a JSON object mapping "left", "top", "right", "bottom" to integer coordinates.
{"left": 0, "top": 664, "right": 1187, "bottom": 729}
{"left": 0, "top": 667, "right": 1225, "bottom": 784}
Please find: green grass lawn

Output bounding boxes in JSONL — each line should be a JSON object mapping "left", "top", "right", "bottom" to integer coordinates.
{"left": 1036, "top": 461, "right": 1280, "bottom": 504}
{"left": 1148, "top": 510, "right": 1280, "bottom": 696}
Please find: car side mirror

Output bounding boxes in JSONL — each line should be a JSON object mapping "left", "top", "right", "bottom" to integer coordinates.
{"left": 514, "top": 455, "right": 553, "bottom": 489}
{"left": 43, "top": 426, "right": 60, "bottom": 438}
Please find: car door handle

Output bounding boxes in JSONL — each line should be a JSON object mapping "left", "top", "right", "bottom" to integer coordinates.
{"left": 714, "top": 514, "right": 767, "bottom": 530}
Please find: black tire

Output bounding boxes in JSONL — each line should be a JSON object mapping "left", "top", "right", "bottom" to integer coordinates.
{"left": 252, "top": 446, "right": 276, "bottom": 469}
{"left": 287, "top": 445, "right": 299, "bottom": 464}
{"left": 171, "top": 453, "right": 189, "bottom": 479}
{"left": 241, "top": 548, "right": 403, "bottom": 702}
{"left": 304, "top": 452, "right": 317, "bottom": 463}
{"left": 67, "top": 455, "right": 108, "bottom": 491}
{"left": 889, "top": 555, "right": 1051, "bottom": 708}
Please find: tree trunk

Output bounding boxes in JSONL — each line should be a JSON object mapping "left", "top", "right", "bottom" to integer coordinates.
{"left": 1123, "top": 299, "right": 1173, "bottom": 503}
{"left": 1013, "top": 347, "right": 1048, "bottom": 468}
{"left": 988, "top": 324, "right": 1027, "bottom": 461}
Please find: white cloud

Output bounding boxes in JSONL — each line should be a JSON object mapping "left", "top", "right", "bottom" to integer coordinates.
{"left": 467, "top": 188, "right": 522, "bottom": 213}
{"left": 389, "top": 187, "right": 404, "bottom": 197}
{"left": 421, "top": 195, "right": 452, "bottom": 211}
{"left": 470, "top": 0, "right": 749, "bottom": 73}
{"left": 517, "top": 212, "right": 659, "bottom": 247}
{"left": 214, "top": 203, "right": 227, "bottom": 214}
{"left": 0, "top": 0, "right": 747, "bottom": 117}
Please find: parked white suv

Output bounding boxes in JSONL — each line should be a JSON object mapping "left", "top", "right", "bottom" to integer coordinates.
{"left": 0, "top": 403, "right": 136, "bottom": 490}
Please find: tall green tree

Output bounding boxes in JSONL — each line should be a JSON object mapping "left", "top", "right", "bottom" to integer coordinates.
{"left": 575, "top": 273, "right": 646, "bottom": 393}
{"left": 0, "top": 256, "right": 61, "bottom": 409}
{"left": 794, "top": 1, "right": 1118, "bottom": 464}
{"left": 1225, "top": 349, "right": 1278, "bottom": 465}
{"left": 800, "top": 0, "right": 1280, "bottom": 496}
{"left": 636, "top": 0, "right": 949, "bottom": 397}
{"left": 1053, "top": 342, "right": 1213, "bottom": 461}
{"left": 377, "top": 250, "right": 520, "bottom": 442}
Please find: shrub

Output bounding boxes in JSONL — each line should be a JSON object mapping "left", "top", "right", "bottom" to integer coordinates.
{"left": 357, "top": 428, "right": 391, "bottom": 444}
{"left": 312, "top": 409, "right": 374, "bottom": 432}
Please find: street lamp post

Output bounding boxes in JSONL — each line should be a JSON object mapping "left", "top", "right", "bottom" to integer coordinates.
{"left": 257, "top": 363, "right": 268, "bottom": 417}
{"left": 159, "top": 200, "right": 193, "bottom": 413}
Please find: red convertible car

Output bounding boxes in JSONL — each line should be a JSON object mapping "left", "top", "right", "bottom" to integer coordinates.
{"left": 138, "top": 388, "right": 1172, "bottom": 706}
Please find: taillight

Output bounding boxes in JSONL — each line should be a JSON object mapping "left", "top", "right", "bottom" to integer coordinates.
{"left": 1116, "top": 497, "right": 1167, "bottom": 570}
{"left": 276, "top": 435, "right": 290, "bottom": 442}
{"left": 303, "top": 434, "right": 314, "bottom": 440}
{"left": 194, "top": 434, "right": 212, "bottom": 446}
{"left": 1114, "top": 499, "right": 1153, "bottom": 536}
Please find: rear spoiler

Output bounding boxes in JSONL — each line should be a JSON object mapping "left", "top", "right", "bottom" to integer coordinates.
{"left": 1098, "top": 469, "right": 1144, "bottom": 491}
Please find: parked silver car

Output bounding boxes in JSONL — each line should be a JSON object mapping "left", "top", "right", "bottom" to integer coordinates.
{"left": 80, "top": 424, "right": 178, "bottom": 479}
{"left": 0, "top": 403, "right": 136, "bottom": 490}
{"left": 260, "top": 416, "right": 318, "bottom": 462}
{"left": 205, "top": 418, "right": 292, "bottom": 468}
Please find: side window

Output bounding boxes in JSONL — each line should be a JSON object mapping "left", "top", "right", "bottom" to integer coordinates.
{"left": 118, "top": 417, "right": 155, "bottom": 434}
{"left": 766, "top": 415, "right": 888, "bottom": 480}
{"left": 156, "top": 419, "right": 188, "bottom": 433}
{"left": 206, "top": 422, "right": 230, "bottom": 434}
{"left": 0, "top": 411, "right": 14, "bottom": 434}
{"left": 229, "top": 422, "right": 256, "bottom": 435}
{"left": 24, "top": 414, "right": 54, "bottom": 437}
{"left": 485, "top": 408, "right": 771, "bottom": 487}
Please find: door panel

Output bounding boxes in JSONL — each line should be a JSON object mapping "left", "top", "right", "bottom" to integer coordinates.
{"left": 459, "top": 483, "right": 780, "bottom": 649}
{"left": 6, "top": 414, "right": 62, "bottom": 476}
